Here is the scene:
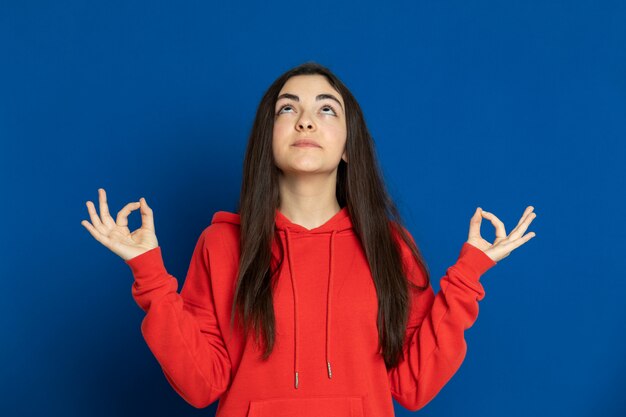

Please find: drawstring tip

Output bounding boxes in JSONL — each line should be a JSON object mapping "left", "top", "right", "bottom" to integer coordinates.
{"left": 295, "top": 371, "right": 299, "bottom": 389}
{"left": 327, "top": 361, "right": 332, "bottom": 379}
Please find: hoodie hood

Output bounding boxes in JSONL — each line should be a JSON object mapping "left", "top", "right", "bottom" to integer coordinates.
{"left": 210, "top": 206, "right": 354, "bottom": 389}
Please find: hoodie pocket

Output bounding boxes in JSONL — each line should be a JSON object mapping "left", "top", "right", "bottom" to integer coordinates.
{"left": 247, "top": 395, "right": 365, "bottom": 417}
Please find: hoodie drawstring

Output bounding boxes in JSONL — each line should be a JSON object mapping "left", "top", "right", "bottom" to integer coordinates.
{"left": 326, "top": 229, "right": 337, "bottom": 381}
{"left": 284, "top": 228, "right": 337, "bottom": 389}
{"left": 284, "top": 228, "right": 300, "bottom": 389}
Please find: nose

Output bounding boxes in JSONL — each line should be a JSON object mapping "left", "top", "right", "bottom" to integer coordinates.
{"left": 296, "top": 112, "right": 315, "bottom": 131}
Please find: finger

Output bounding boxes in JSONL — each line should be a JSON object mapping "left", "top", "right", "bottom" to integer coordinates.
{"left": 501, "top": 231, "right": 536, "bottom": 253}
{"left": 85, "top": 200, "right": 107, "bottom": 234}
{"left": 81, "top": 218, "right": 115, "bottom": 249}
{"left": 116, "top": 201, "right": 141, "bottom": 228}
{"left": 98, "top": 188, "right": 116, "bottom": 226}
{"left": 467, "top": 207, "right": 483, "bottom": 240}
{"left": 514, "top": 206, "right": 535, "bottom": 228}
{"left": 509, "top": 210, "right": 537, "bottom": 241}
{"left": 139, "top": 197, "right": 156, "bottom": 232}
{"left": 481, "top": 210, "right": 507, "bottom": 239}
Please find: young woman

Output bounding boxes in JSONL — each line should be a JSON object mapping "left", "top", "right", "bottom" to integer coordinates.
{"left": 81, "top": 61, "right": 536, "bottom": 416}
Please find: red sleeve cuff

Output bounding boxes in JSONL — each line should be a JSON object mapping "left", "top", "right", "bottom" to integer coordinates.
{"left": 452, "top": 242, "right": 497, "bottom": 282}
{"left": 124, "top": 246, "right": 168, "bottom": 282}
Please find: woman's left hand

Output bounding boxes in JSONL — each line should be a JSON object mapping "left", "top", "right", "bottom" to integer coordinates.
{"left": 466, "top": 206, "right": 537, "bottom": 263}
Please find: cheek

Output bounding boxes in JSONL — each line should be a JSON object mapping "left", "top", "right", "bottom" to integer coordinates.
{"left": 272, "top": 122, "right": 289, "bottom": 159}
{"left": 325, "top": 117, "right": 346, "bottom": 135}
{"left": 327, "top": 123, "right": 347, "bottom": 147}
{"left": 273, "top": 119, "right": 290, "bottom": 141}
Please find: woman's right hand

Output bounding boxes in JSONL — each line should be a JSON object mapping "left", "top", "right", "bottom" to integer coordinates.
{"left": 81, "top": 188, "right": 159, "bottom": 261}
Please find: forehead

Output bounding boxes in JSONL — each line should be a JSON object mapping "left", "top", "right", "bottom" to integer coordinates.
{"left": 277, "top": 75, "right": 343, "bottom": 103}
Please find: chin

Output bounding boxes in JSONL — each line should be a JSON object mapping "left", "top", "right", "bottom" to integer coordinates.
{"left": 280, "top": 164, "right": 328, "bottom": 175}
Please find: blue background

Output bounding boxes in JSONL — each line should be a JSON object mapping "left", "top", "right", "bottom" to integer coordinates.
{"left": 1, "top": 1, "right": 624, "bottom": 416}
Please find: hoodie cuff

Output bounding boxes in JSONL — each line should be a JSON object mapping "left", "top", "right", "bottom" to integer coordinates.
{"left": 124, "top": 246, "right": 168, "bottom": 282}
{"left": 452, "top": 242, "right": 497, "bottom": 282}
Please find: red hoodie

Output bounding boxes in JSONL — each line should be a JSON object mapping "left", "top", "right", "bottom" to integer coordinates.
{"left": 125, "top": 206, "right": 496, "bottom": 416}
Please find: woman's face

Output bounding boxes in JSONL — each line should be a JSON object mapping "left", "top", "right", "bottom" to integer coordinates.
{"left": 272, "top": 74, "right": 347, "bottom": 176}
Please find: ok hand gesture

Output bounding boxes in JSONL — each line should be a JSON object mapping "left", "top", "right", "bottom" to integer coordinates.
{"left": 467, "top": 206, "right": 537, "bottom": 263}
{"left": 81, "top": 188, "right": 159, "bottom": 261}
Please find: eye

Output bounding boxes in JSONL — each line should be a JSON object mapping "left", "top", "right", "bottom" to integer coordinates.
{"left": 276, "top": 104, "right": 294, "bottom": 115}
{"left": 321, "top": 104, "right": 338, "bottom": 116}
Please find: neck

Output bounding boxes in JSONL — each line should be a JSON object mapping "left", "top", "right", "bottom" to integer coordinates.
{"left": 277, "top": 171, "right": 341, "bottom": 229}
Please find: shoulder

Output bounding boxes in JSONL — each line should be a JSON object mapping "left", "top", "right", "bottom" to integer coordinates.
{"left": 195, "top": 217, "right": 240, "bottom": 259}
{"left": 387, "top": 220, "right": 416, "bottom": 257}
{"left": 388, "top": 220, "right": 428, "bottom": 288}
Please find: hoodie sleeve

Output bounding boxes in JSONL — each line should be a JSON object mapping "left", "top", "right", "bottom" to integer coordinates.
{"left": 387, "top": 235, "right": 496, "bottom": 411}
{"left": 125, "top": 229, "right": 232, "bottom": 409}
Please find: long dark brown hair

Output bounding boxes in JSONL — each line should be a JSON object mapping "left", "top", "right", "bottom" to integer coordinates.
{"left": 229, "top": 61, "right": 431, "bottom": 370}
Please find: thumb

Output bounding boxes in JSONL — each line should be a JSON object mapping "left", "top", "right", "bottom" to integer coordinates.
{"left": 468, "top": 207, "right": 483, "bottom": 239}
{"left": 140, "top": 197, "right": 156, "bottom": 231}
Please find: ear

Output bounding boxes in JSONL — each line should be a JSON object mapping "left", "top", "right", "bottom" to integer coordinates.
{"left": 342, "top": 150, "right": 348, "bottom": 163}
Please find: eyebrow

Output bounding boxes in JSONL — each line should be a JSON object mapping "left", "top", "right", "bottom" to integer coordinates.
{"left": 276, "top": 93, "right": 344, "bottom": 112}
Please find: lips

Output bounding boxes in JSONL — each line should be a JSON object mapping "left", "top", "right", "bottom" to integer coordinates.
{"left": 292, "top": 139, "right": 321, "bottom": 147}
